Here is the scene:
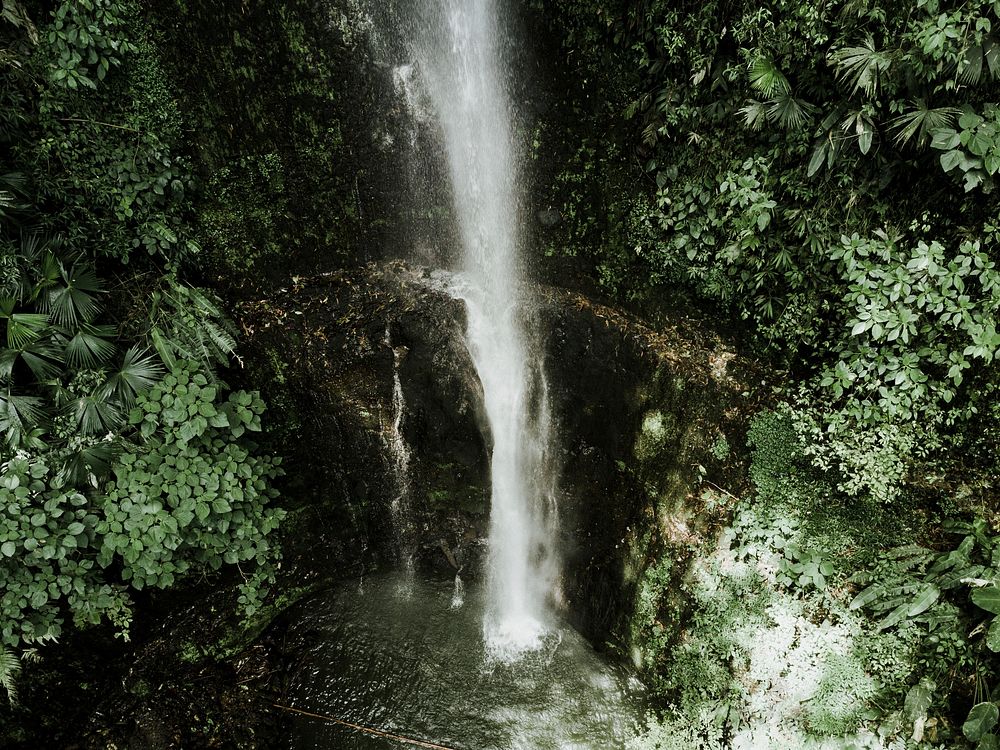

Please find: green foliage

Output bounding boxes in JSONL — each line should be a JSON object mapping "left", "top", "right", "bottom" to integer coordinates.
{"left": 45, "top": 0, "right": 135, "bottom": 91}
{"left": 110, "top": 364, "right": 284, "bottom": 608}
{"left": 0, "top": 365, "right": 282, "bottom": 702}
{"left": 534, "top": 0, "right": 1000, "bottom": 504}
{"left": 933, "top": 106, "right": 1000, "bottom": 191}
{"left": 0, "top": 644, "right": 20, "bottom": 705}
{"left": 146, "top": 276, "right": 238, "bottom": 377}
{"left": 629, "top": 556, "right": 676, "bottom": 674}
{"left": 0, "top": 0, "right": 286, "bottom": 706}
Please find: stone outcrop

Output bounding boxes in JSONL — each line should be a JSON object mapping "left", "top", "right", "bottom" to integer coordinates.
{"left": 236, "top": 262, "right": 769, "bottom": 649}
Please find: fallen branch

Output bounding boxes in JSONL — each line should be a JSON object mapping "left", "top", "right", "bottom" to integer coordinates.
{"left": 271, "top": 703, "right": 459, "bottom": 750}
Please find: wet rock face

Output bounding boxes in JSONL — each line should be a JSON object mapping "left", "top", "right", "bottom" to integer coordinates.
{"left": 239, "top": 263, "right": 762, "bottom": 646}
{"left": 534, "top": 289, "right": 760, "bottom": 644}
{"left": 238, "top": 264, "right": 492, "bottom": 578}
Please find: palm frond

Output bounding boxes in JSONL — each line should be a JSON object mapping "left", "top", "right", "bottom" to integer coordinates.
{"left": 0, "top": 334, "right": 63, "bottom": 383}
{"left": 767, "top": 93, "right": 816, "bottom": 130}
{"left": 44, "top": 261, "right": 103, "bottom": 328}
{"left": 98, "top": 345, "right": 162, "bottom": 406}
{"left": 739, "top": 99, "right": 768, "bottom": 130}
{"left": 58, "top": 441, "right": 116, "bottom": 487}
{"left": 3, "top": 311, "right": 48, "bottom": 349}
{"left": 63, "top": 323, "right": 117, "bottom": 369}
{"left": 748, "top": 56, "right": 790, "bottom": 98}
{"left": 829, "top": 36, "right": 891, "bottom": 97}
{"left": 958, "top": 39, "right": 1000, "bottom": 85}
{"left": 889, "top": 100, "right": 961, "bottom": 149}
{"left": 19, "top": 347, "right": 62, "bottom": 381}
{"left": 69, "top": 392, "right": 122, "bottom": 436}
{"left": 0, "top": 390, "right": 44, "bottom": 447}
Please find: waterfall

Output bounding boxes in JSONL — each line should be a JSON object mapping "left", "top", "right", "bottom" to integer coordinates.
{"left": 384, "top": 326, "right": 416, "bottom": 587}
{"left": 403, "top": 0, "right": 560, "bottom": 658}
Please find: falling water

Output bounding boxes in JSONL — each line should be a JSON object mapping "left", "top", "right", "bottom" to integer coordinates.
{"left": 450, "top": 573, "right": 466, "bottom": 610}
{"left": 383, "top": 327, "right": 416, "bottom": 588}
{"left": 405, "top": 0, "right": 559, "bottom": 658}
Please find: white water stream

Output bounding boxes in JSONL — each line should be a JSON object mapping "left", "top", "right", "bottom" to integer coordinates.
{"left": 406, "top": 0, "right": 559, "bottom": 658}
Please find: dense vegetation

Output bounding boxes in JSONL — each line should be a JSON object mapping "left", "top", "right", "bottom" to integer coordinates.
{"left": 0, "top": 0, "right": 295, "bottom": 706}
{"left": 1, "top": 0, "right": 998, "bottom": 747}
{"left": 532, "top": 0, "right": 1000, "bottom": 747}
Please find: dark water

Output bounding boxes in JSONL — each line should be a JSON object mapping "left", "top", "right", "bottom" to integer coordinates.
{"left": 286, "top": 572, "right": 645, "bottom": 749}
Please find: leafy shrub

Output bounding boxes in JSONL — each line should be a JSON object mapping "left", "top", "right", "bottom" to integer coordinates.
{"left": 0, "top": 3, "right": 286, "bottom": 706}
{"left": 0, "top": 364, "right": 282, "bottom": 659}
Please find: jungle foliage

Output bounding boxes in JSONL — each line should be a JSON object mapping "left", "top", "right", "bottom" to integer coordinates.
{"left": 535, "top": 0, "right": 999, "bottom": 503}
{"left": 532, "top": 0, "right": 1000, "bottom": 747}
{"left": 0, "top": 0, "right": 287, "bottom": 703}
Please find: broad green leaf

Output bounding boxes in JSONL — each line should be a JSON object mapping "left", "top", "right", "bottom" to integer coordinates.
{"left": 965, "top": 703, "right": 1000, "bottom": 742}
{"left": 878, "top": 601, "right": 910, "bottom": 630}
{"left": 988, "top": 618, "right": 1000, "bottom": 652}
{"left": 930, "top": 128, "right": 961, "bottom": 150}
{"left": 969, "top": 130, "right": 994, "bottom": 157}
{"left": 973, "top": 587, "right": 1000, "bottom": 614}
{"left": 807, "top": 143, "right": 827, "bottom": 176}
{"left": 904, "top": 678, "right": 935, "bottom": 723}
{"left": 908, "top": 584, "right": 940, "bottom": 616}
{"left": 960, "top": 110, "right": 986, "bottom": 130}
{"left": 941, "top": 149, "right": 965, "bottom": 172}
{"left": 859, "top": 125, "right": 873, "bottom": 154}
{"left": 850, "top": 583, "right": 886, "bottom": 610}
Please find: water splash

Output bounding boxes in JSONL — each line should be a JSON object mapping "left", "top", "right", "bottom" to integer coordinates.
{"left": 391, "top": 63, "right": 432, "bottom": 149}
{"left": 404, "top": 0, "right": 560, "bottom": 659}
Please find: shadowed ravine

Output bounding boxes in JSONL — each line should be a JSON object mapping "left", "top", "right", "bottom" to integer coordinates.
{"left": 289, "top": 0, "right": 648, "bottom": 746}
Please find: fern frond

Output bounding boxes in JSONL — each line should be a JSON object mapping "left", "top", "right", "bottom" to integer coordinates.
{"left": 0, "top": 644, "right": 21, "bottom": 705}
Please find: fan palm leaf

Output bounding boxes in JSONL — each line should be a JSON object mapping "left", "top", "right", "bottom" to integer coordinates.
{"left": 0, "top": 389, "right": 44, "bottom": 447}
{"left": 0, "top": 336, "right": 63, "bottom": 383}
{"left": 829, "top": 36, "right": 892, "bottom": 98}
{"left": 739, "top": 99, "right": 768, "bottom": 130}
{"left": 62, "top": 323, "right": 117, "bottom": 369}
{"left": 98, "top": 345, "right": 162, "bottom": 406}
{"left": 748, "top": 56, "right": 790, "bottom": 98}
{"left": 767, "top": 92, "right": 816, "bottom": 130}
{"left": 2, "top": 310, "right": 49, "bottom": 349}
{"left": 58, "top": 441, "right": 115, "bottom": 487}
{"left": 889, "top": 100, "right": 961, "bottom": 148}
{"left": 69, "top": 391, "right": 122, "bottom": 436}
{"left": 44, "top": 261, "right": 103, "bottom": 328}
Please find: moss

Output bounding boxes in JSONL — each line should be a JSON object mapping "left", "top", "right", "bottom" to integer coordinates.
{"left": 627, "top": 553, "right": 688, "bottom": 674}
{"left": 634, "top": 410, "right": 679, "bottom": 462}
{"left": 426, "top": 485, "right": 488, "bottom": 516}
{"left": 201, "top": 582, "right": 321, "bottom": 661}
